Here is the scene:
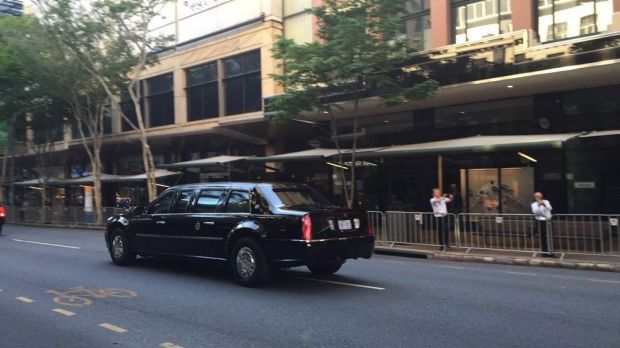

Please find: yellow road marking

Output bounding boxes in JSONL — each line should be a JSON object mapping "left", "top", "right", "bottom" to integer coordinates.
{"left": 16, "top": 296, "right": 34, "bottom": 303}
{"left": 52, "top": 308, "right": 76, "bottom": 317}
{"left": 99, "top": 323, "right": 128, "bottom": 333}
{"left": 161, "top": 343, "right": 184, "bottom": 348}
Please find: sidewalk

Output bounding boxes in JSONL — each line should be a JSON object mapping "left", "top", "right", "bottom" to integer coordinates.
{"left": 375, "top": 244, "right": 620, "bottom": 272}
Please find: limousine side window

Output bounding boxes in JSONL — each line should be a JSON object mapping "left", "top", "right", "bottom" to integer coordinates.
{"left": 148, "top": 190, "right": 177, "bottom": 215}
{"left": 171, "top": 190, "right": 194, "bottom": 214}
{"left": 226, "top": 190, "right": 250, "bottom": 213}
{"left": 195, "top": 189, "right": 226, "bottom": 213}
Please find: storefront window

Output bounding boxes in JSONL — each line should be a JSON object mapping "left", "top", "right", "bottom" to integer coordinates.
{"left": 223, "top": 50, "right": 262, "bottom": 116}
{"left": 186, "top": 62, "right": 219, "bottom": 121}
{"left": 402, "top": 0, "right": 430, "bottom": 51}
{"left": 146, "top": 73, "right": 174, "bottom": 127}
{"left": 452, "top": 0, "right": 512, "bottom": 44}
{"left": 537, "top": 0, "right": 613, "bottom": 43}
{"left": 463, "top": 167, "right": 533, "bottom": 214}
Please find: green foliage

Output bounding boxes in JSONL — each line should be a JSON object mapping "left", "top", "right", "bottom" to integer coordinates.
{"left": 270, "top": 0, "right": 438, "bottom": 120}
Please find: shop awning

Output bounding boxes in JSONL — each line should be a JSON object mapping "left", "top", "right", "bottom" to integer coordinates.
{"left": 108, "top": 169, "right": 181, "bottom": 182}
{"left": 159, "top": 155, "right": 248, "bottom": 169}
{"left": 249, "top": 147, "right": 382, "bottom": 162}
{"left": 579, "top": 130, "right": 620, "bottom": 138}
{"left": 374, "top": 133, "right": 582, "bottom": 157}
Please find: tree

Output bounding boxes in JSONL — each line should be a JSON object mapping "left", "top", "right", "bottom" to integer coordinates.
{"left": 35, "top": 0, "right": 172, "bottom": 203}
{"left": 270, "top": 0, "right": 438, "bottom": 208}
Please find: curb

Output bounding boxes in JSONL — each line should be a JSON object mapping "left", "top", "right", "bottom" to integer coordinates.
{"left": 375, "top": 246, "right": 620, "bottom": 273}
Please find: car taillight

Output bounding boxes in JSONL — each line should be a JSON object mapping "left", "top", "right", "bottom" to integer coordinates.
{"left": 302, "top": 215, "right": 313, "bottom": 241}
{"left": 0, "top": 206, "right": 5, "bottom": 218}
{"left": 367, "top": 218, "right": 374, "bottom": 236}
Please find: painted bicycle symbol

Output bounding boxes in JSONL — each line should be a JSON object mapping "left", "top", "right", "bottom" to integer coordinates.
{"left": 46, "top": 287, "right": 138, "bottom": 307}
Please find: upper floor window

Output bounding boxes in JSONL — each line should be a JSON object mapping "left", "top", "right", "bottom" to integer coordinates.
{"left": 452, "top": 0, "right": 512, "bottom": 44}
{"left": 146, "top": 73, "right": 174, "bottom": 127}
{"left": 186, "top": 62, "right": 219, "bottom": 121}
{"left": 538, "top": 0, "right": 613, "bottom": 43}
{"left": 223, "top": 50, "right": 262, "bottom": 116}
{"left": 401, "top": 0, "right": 431, "bottom": 52}
{"left": 284, "top": 0, "right": 314, "bottom": 44}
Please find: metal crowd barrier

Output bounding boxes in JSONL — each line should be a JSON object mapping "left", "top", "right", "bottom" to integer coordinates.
{"left": 5, "top": 206, "right": 121, "bottom": 227}
{"left": 369, "top": 211, "right": 619, "bottom": 257}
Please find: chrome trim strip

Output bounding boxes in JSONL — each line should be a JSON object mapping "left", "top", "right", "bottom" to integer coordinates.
{"left": 135, "top": 234, "right": 223, "bottom": 241}
{"left": 271, "top": 235, "right": 371, "bottom": 243}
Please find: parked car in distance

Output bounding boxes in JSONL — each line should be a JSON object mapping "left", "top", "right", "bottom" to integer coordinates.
{"left": 105, "top": 182, "right": 375, "bottom": 286}
{"left": 0, "top": 204, "right": 5, "bottom": 234}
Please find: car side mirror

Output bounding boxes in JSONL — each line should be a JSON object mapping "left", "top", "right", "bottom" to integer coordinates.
{"left": 133, "top": 206, "right": 145, "bottom": 216}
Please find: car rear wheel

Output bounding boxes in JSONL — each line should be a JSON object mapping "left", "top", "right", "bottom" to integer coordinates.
{"left": 307, "top": 259, "right": 344, "bottom": 275}
{"left": 230, "top": 237, "right": 271, "bottom": 287}
{"left": 108, "top": 229, "right": 136, "bottom": 266}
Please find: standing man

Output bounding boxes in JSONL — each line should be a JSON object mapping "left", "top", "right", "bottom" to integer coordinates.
{"left": 430, "top": 188, "right": 452, "bottom": 250}
{"left": 531, "top": 192, "right": 553, "bottom": 256}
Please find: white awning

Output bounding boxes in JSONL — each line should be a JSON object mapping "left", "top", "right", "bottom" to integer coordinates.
{"left": 159, "top": 155, "right": 248, "bottom": 169}
{"left": 580, "top": 130, "right": 620, "bottom": 138}
{"left": 250, "top": 147, "right": 383, "bottom": 162}
{"left": 375, "top": 133, "right": 581, "bottom": 156}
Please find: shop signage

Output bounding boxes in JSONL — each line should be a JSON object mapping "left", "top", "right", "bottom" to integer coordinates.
{"left": 574, "top": 182, "right": 596, "bottom": 189}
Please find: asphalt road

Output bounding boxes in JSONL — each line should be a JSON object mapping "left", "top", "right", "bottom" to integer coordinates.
{"left": 1, "top": 224, "right": 619, "bottom": 348}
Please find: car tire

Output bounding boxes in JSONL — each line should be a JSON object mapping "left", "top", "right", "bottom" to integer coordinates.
{"left": 108, "top": 228, "right": 136, "bottom": 266}
{"left": 230, "top": 237, "right": 271, "bottom": 287}
{"left": 307, "top": 259, "right": 344, "bottom": 275}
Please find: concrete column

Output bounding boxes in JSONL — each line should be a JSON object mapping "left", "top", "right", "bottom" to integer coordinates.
{"left": 430, "top": 0, "right": 451, "bottom": 48}
{"left": 173, "top": 68, "right": 187, "bottom": 124}
{"left": 511, "top": 0, "right": 536, "bottom": 31}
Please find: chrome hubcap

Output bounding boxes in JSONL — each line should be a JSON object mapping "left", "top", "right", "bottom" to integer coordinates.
{"left": 236, "top": 247, "right": 256, "bottom": 279}
{"left": 112, "top": 235, "right": 124, "bottom": 259}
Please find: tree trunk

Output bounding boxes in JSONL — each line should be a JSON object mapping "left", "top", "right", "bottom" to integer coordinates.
{"left": 0, "top": 152, "right": 6, "bottom": 204}
{"left": 348, "top": 98, "right": 361, "bottom": 209}
{"left": 91, "top": 150, "right": 103, "bottom": 225}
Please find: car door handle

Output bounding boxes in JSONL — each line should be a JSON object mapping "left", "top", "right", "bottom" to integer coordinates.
{"left": 203, "top": 221, "right": 215, "bottom": 225}
{"left": 156, "top": 221, "right": 166, "bottom": 225}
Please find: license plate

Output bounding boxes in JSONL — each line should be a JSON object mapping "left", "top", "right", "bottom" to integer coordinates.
{"left": 338, "top": 220, "right": 352, "bottom": 230}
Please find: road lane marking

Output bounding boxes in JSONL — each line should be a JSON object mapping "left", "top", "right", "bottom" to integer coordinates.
{"left": 506, "top": 271, "right": 537, "bottom": 276}
{"left": 52, "top": 308, "right": 76, "bottom": 317}
{"left": 12, "top": 239, "right": 81, "bottom": 250}
{"left": 16, "top": 296, "right": 34, "bottom": 303}
{"left": 161, "top": 343, "right": 184, "bottom": 348}
{"left": 99, "top": 323, "right": 127, "bottom": 333}
{"left": 589, "top": 279, "right": 620, "bottom": 284}
{"left": 292, "top": 276, "right": 385, "bottom": 290}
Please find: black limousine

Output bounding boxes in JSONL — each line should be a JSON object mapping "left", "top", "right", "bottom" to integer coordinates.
{"left": 105, "top": 182, "right": 374, "bottom": 286}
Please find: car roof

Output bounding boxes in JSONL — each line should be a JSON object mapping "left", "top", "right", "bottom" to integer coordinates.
{"left": 166, "top": 182, "right": 307, "bottom": 191}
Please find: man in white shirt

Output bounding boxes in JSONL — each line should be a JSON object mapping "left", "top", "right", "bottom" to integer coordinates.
{"left": 531, "top": 192, "right": 553, "bottom": 256}
{"left": 430, "top": 188, "right": 452, "bottom": 249}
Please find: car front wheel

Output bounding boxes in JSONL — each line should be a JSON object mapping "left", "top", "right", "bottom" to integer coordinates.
{"left": 108, "top": 229, "right": 136, "bottom": 266}
{"left": 230, "top": 237, "right": 271, "bottom": 287}
{"left": 307, "top": 259, "right": 344, "bottom": 275}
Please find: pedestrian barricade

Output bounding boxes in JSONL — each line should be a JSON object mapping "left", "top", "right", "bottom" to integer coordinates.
{"left": 550, "top": 214, "right": 619, "bottom": 256}
{"left": 380, "top": 211, "right": 457, "bottom": 247}
{"left": 5, "top": 206, "right": 118, "bottom": 227}
{"left": 455, "top": 214, "right": 541, "bottom": 252}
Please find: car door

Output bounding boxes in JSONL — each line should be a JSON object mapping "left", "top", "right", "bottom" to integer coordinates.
{"left": 132, "top": 189, "right": 178, "bottom": 254}
{"left": 184, "top": 187, "right": 229, "bottom": 257}
{"left": 213, "top": 189, "right": 252, "bottom": 256}
{"left": 160, "top": 188, "right": 197, "bottom": 255}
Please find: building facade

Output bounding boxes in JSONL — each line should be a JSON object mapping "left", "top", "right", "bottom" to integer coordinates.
{"left": 5, "top": 0, "right": 620, "bottom": 214}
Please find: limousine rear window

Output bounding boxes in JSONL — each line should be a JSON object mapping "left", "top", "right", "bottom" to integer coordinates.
{"left": 270, "top": 188, "right": 335, "bottom": 210}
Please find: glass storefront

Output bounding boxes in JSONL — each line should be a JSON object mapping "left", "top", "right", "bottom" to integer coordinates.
{"left": 537, "top": 0, "right": 614, "bottom": 42}
{"left": 463, "top": 167, "right": 534, "bottom": 214}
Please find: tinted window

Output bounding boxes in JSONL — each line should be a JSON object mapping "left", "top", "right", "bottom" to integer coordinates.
{"left": 226, "top": 190, "right": 250, "bottom": 213}
{"left": 270, "top": 187, "right": 335, "bottom": 210}
{"left": 195, "top": 189, "right": 226, "bottom": 213}
{"left": 171, "top": 190, "right": 193, "bottom": 213}
{"left": 148, "top": 191, "right": 177, "bottom": 214}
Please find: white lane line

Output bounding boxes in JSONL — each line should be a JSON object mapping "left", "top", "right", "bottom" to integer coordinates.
{"left": 161, "top": 342, "right": 184, "bottom": 348}
{"left": 293, "top": 276, "right": 385, "bottom": 290}
{"left": 16, "top": 296, "right": 34, "bottom": 303}
{"left": 506, "top": 271, "right": 537, "bottom": 276}
{"left": 589, "top": 279, "right": 620, "bottom": 284}
{"left": 439, "top": 265, "right": 465, "bottom": 270}
{"left": 52, "top": 308, "right": 76, "bottom": 317}
{"left": 12, "top": 239, "right": 81, "bottom": 250}
{"left": 99, "top": 323, "right": 128, "bottom": 333}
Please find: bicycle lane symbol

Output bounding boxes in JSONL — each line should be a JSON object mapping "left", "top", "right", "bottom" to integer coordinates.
{"left": 46, "top": 287, "right": 138, "bottom": 307}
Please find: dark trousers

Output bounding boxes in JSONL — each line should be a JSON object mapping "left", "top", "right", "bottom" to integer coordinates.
{"left": 435, "top": 216, "right": 450, "bottom": 248}
{"left": 536, "top": 220, "right": 550, "bottom": 253}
